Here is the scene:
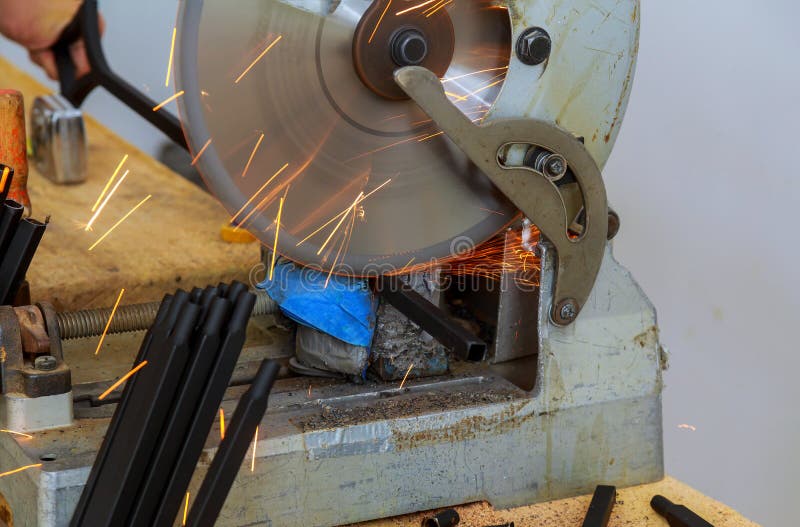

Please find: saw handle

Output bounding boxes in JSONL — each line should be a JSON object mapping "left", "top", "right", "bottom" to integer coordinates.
{"left": 51, "top": 1, "right": 187, "bottom": 149}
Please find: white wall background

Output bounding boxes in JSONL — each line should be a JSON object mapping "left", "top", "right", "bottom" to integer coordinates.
{"left": 2, "top": 1, "right": 797, "bottom": 525}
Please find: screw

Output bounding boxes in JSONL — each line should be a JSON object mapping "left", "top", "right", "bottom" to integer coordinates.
{"left": 34, "top": 355, "right": 58, "bottom": 371}
{"left": 516, "top": 27, "right": 551, "bottom": 66}
{"left": 554, "top": 298, "right": 579, "bottom": 325}
{"left": 543, "top": 154, "right": 567, "bottom": 181}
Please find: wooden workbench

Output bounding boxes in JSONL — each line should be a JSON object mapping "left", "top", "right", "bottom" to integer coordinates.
{"left": 0, "top": 56, "right": 260, "bottom": 312}
{"left": 0, "top": 57, "right": 760, "bottom": 527}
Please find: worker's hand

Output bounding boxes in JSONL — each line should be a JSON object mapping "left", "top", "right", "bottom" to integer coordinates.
{"left": 0, "top": 0, "right": 104, "bottom": 81}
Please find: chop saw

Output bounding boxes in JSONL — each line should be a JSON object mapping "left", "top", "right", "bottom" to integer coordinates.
{"left": 0, "top": 0, "right": 665, "bottom": 526}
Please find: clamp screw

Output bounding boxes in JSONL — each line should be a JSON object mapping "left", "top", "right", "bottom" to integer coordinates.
{"left": 34, "top": 355, "right": 58, "bottom": 371}
{"left": 516, "top": 27, "right": 552, "bottom": 66}
{"left": 543, "top": 154, "right": 567, "bottom": 180}
{"left": 554, "top": 299, "right": 579, "bottom": 325}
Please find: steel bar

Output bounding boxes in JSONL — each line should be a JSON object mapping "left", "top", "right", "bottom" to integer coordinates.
{"left": 0, "top": 217, "right": 47, "bottom": 304}
{"left": 581, "top": 485, "right": 616, "bottom": 527}
{"left": 151, "top": 285, "right": 256, "bottom": 527}
{"left": 185, "top": 359, "right": 281, "bottom": 527}
{"left": 0, "top": 200, "right": 23, "bottom": 257}
{"left": 650, "top": 495, "right": 714, "bottom": 527}
{"left": 377, "top": 276, "right": 487, "bottom": 361}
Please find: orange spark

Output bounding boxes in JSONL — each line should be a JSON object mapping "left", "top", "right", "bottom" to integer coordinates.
{"left": 307, "top": 383, "right": 312, "bottom": 397}
{"left": 317, "top": 192, "right": 363, "bottom": 255}
{"left": 348, "top": 133, "right": 429, "bottom": 161}
{"left": 241, "top": 133, "right": 265, "bottom": 178}
{"left": 0, "top": 463, "right": 42, "bottom": 478}
{"left": 219, "top": 408, "right": 226, "bottom": 440}
{"left": 396, "top": 0, "right": 437, "bottom": 15}
{"left": 91, "top": 155, "right": 128, "bottom": 212}
{"left": 152, "top": 91, "right": 185, "bottom": 112}
{"left": 98, "top": 361, "right": 148, "bottom": 401}
{"left": 235, "top": 35, "right": 282, "bottom": 84}
{"left": 182, "top": 492, "right": 190, "bottom": 525}
{"left": 368, "top": 0, "right": 393, "bottom": 44}
{"left": 230, "top": 162, "right": 289, "bottom": 226}
{"left": 94, "top": 288, "right": 126, "bottom": 355}
{"left": 442, "top": 66, "right": 508, "bottom": 83}
{"left": 678, "top": 424, "right": 697, "bottom": 432}
{"left": 268, "top": 190, "right": 287, "bottom": 281}
{"left": 426, "top": 0, "right": 453, "bottom": 17}
{"left": 250, "top": 426, "right": 258, "bottom": 472}
{"left": 324, "top": 206, "right": 356, "bottom": 287}
{"left": 85, "top": 169, "right": 129, "bottom": 231}
{"left": 479, "top": 207, "right": 505, "bottom": 216}
{"left": 191, "top": 138, "right": 213, "bottom": 166}
{"left": 165, "top": 27, "right": 177, "bottom": 87}
{"left": 401, "top": 257, "right": 416, "bottom": 272}
{"left": 399, "top": 363, "right": 414, "bottom": 389}
{"left": 88, "top": 195, "right": 152, "bottom": 251}
{"left": 0, "top": 429, "right": 33, "bottom": 439}
{"left": 0, "top": 166, "right": 10, "bottom": 193}
{"left": 422, "top": 0, "right": 446, "bottom": 15}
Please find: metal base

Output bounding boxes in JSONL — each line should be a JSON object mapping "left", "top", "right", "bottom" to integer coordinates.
{"left": 0, "top": 245, "right": 664, "bottom": 526}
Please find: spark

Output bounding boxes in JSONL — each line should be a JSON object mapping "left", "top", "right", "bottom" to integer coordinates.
{"left": 241, "top": 133, "right": 265, "bottom": 178}
{"left": 0, "top": 429, "right": 33, "bottom": 439}
{"left": 85, "top": 170, "right": 130, "bottom": 231}
{"left": 368, "top": 0, "right": 393, "bottom": 44}
{"left": 348, "top": 133, "right": 429, "bottom": 161}
{"left": 418, "top": 130, "right": 444, "bottom": 142}
{"left": 235, "top": 35, "right": 282, "bottom": 84}
{"left": 98, "top": 361, "right": 148, "bottom": 400}
{"left": 317, "top": 192, "right": 363, "bottom": 255}
{"left": 422, "top": 0, "right": 446, "bottom": 15}
{"left": 0, "top": 166, "right": 10, "bottom": 193}
{"left": 230, "top": 162, "right": 289, "bottom": 227}
{"left": 297, "top": 179, "right": 392, "bottom": 246}
{"left": 191, "top": 139, "right": 213, "bottom": 166}
{"left": 0, "top": 463, "right": 42, "bottom": 478}
{"left": 426, "top": 0, "right": 453, "bottom": 17}
{"left": 91, "top": 155, "right": 128, "bottom": 212}
{"left": 325, "top": 206, "right": 356, "bottom": 287}
{"left": 442, "top": 66, "right": 508, "bottom": 84}
{"left": 89, "top": 195, "right": 152, "bottom": 251}
{"left": 400, "top": 257, "right": 416, "bottom": 272}
{"left": 219, "top": 408, "right": 226, "bottom": 440}
{"left": 268, "top": 188, "right": 288, "bottom": 281}
{"left": 307, "top": 383, "right": 312, "bottom": 397}
{"left": 152, "top": 91, "right": 184, "bottom": 112}
{"left": 479, "top": 207, "right": 505, "bottom": 216}
{"left": 165, "top": 27, "right": 176, "bottom": 87}
{"left": 94, "top": 288, "right": 126, "bottom": 355}
{"left": 250, "top": 426, "right": 258, "bottom": 472}
{"left": 399, "top": 363, "right": 414, "bottom": 389}
{"left": 395, "top": 0, "right": 437, "bottom": 15}
{"left": 182, "top": 492, "right": 190, "bottom": 525}
{"left": 678, "top": 424, "right": 697, "bottom": 432}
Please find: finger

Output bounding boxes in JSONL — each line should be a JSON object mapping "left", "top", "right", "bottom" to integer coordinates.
{"left": 69, "top": 39, "right": 91, "bottom": 78}
{"left": 28, "top": 49, "right": 59, "bottom": 81}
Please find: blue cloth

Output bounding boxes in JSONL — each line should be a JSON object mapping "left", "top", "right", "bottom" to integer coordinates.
{"left": 258, "top": 261, "right": 377, "bottom": 347}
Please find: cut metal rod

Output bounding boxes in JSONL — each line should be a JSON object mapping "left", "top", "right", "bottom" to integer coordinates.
{"left": 0, "top": 217, "right": 47, "bottom": 304}
{"left": 377, "top": 276, "right": 487, "bottom": 361}
{"left": 650, "top": 495, "right": 714, "bottom": 527}
{"left": 0, "top": 200, "right": 23, "bottom": 257}
{"left": 581, "top": 485, "right": 616, "bottom": 527}
{"left": 185, "top": 359, "right": 281, "bottom": 527}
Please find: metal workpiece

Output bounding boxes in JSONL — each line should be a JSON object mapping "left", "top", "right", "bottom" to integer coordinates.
{"left": 423, "top": 509, "right": 460, "bottom": 527}
{"left": 55, "top": 289, "right": 277, "bottom": 340}
{"left": 581, "top": 485, "right": 616, "bottom": 527}
{"left": 395, "top": 66, "right": 608, "bottom": 325}
{"left": 650, "top": 495, "right": 714, "bottom": 527}
{"left": 30, "top": 94, "right": 88, "bottom": 185}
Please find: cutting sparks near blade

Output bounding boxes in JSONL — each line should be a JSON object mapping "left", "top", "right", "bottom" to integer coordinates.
{"left": 89, "top": 195, "right": 153, "bottom": 251}
{"left": 85, "top": 169, "right": 130, "bottom": 231}
{"left": 236, "top": 35, "right": 282, "bottom": 84}
{"left": 191, "top": 138, "right": 213, "bottom": 166}
{"left": 0, "top": 166, "right": 10, "bottom": 193}
{"left": 268, "top": 188, "right": 288, "bottom": 281}
{"left": 91, "top": 155, "right": 128, "bottom": 212}
{"left": 250, "top": 426, "right": 259, "bottom": 472}
{"left": 94, "top": 288, "right": 126, "bottom": 355}
{"left": 368, "top": 0, "right": 393, "bottom": 44}
{"left": 98, "top": 361, "right": 148, "bottom": 401}
{"left": 219, "top": 408, "right": 226, "bottom": 440}
{"left": 153, "top": 91, "right": 185, "bottom": 112}
{"left": 242, "top": 133, "right": 265, "bottom": 178}
{"left": 317, "top": 192, "right": 363, "bottom": 256}
{"left": 0, "top": 429, "right": 33, "bottom": 439}
{"left": 182, "top": 492, "right": 190, "bottom": 525}
{"left": 399, "top": 363, "right": 414, "bottom": 389}
{"left": 0, "top": 463, "right": 42, "bottom": 479}
{"left": 395, "top": 0, "right": 438, "bottom": 15}
{"left": 165, "top": 27, "right": 177, "bottom": 87}
{"left": 230, "top": 162, "right": 289, "bottom": 228}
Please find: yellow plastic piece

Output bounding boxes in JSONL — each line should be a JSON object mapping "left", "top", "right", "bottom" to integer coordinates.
{"left": 220, "top": 224, "right": 257, "bottom": 243}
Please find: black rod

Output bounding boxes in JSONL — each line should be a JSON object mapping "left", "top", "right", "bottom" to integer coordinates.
{"left": 0, "top": 200, "right": 23, "bottom": 258}
{"left": 0, "top": 217, "right": 47, "bottom": 304}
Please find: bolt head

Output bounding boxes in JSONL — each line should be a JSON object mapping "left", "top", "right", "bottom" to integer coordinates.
{"left": 544, "top": 155, "right": 567, "bottom": 179}
{"left": 553, "top": 298, "right": 579, "bottom": 325}
{"left": 560, "top": 303, "right": 576, "bottom": 320}
{"left": 516, "top": 28, "right": 552, "bottom": 66}
{"left": 34, "top": 355, "right": 58, "bottom": 371}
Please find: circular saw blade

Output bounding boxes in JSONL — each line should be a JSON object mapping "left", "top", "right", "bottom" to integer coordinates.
{"left": 176, "top": 0, "right": 515, "bottom": 275}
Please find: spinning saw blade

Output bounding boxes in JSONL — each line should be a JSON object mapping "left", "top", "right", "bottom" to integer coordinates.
{"left": 175, "top": 0, "right": 639, "bottom": 279}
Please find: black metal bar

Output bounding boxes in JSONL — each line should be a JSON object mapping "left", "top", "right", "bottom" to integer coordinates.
{"left": 185, "top": 359, "right": 281, "bottom": 527}
{"left": 151, "top": 285, "right": 256, "bottom": 527}
{"left": 422, "top": 509, "right": 460, "bottom": 527}
{"left": 651, "top": 495, "right": 714, "bottom": 527}
{"left": 53, "top": 1, "right": 187, "bottom": 148}
{"left": 377, "top": 276, "right": 487, "bottom": 361}
{"left": 581, "top": 485, "right": 616, "bottom": 527}
{"left": 0, "top": 164, "right": 14, "bottom": 203}
{"left": 126, "top": 296, "right": 232, "bottom": 527}
{"left": 0, "top": 200, "right": 23, "bottom": 258}
{"left": 77, "top": 303, "right": 200, "bottom": 526}
{"left": 0, "top": 218, "right": 47, "bottom": 304}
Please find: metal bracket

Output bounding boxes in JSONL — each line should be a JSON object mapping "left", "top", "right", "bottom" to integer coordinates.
{"left": 394, "top": 66, "right": 608, "bottom": 325}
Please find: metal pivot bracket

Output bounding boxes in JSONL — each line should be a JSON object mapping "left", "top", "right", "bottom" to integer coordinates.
{"left": 394, "top": 66, "right": 608, "bottom": 325}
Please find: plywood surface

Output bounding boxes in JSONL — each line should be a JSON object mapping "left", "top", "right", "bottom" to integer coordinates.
{"left": 353, "top": 477, "right": 759, "bottom": 527}
{"left": 0, "top": 56, "right": 260, "bottom": 311}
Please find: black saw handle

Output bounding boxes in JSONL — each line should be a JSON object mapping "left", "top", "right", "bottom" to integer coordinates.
{"left": 51, "top": 0, "right": 187, "bottom": 148}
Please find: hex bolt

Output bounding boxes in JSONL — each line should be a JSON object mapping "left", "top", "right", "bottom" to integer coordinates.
{"left": 543, "top": 154, "right": 567, "bottom": 181}
{"left": 516, "top": 27, "right": 552, "bottom": 66}
{"left": 391, "top": 28, "right": 429, "bottom": 66}
{"left": 34, "top": 355, "right": 58, "bottom": 371}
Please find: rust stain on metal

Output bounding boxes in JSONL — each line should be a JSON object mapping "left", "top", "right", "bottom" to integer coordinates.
{"left": 633, "top": 325, "right": 659, "bottom": 349}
